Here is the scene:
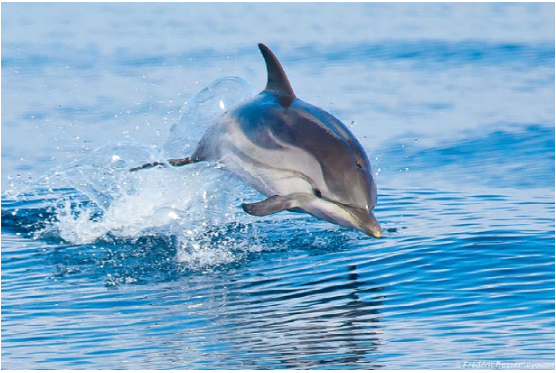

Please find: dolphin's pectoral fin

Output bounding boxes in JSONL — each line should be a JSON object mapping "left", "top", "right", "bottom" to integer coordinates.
{"left": 130, "top": 157, "right": 201, "bottom": 172}
{"left": 242, "top": 193, "right": 315, "bottom": 217}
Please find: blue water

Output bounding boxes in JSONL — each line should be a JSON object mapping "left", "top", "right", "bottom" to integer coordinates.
{"left": 1, "top": 2, "right": 555, "bottom": 369}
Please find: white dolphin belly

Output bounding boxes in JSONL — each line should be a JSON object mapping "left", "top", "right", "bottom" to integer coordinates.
{"left": 215, "top": 115, "right": 324, "bottom": 197}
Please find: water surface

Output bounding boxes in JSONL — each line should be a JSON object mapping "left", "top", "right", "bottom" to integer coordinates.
{"left": 2, "top": 2, "right": 554, "bottom": 369}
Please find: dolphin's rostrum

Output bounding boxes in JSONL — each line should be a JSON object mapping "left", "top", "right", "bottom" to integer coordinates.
{"left": 133, "top": 43, "right": 382, "bottom": 238}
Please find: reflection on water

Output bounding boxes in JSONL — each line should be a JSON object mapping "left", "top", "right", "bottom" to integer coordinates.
{"left": 201, "top": 265, "right": 383, "bottom": 369}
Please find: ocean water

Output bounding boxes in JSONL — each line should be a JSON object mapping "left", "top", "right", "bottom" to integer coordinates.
{"left": 1, "top": 2, "right": 555, "bottom": 369}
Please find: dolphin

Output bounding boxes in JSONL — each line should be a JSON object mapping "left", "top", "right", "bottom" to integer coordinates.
{"left": 133, "top": 43, "right": 381, "bottom": 238}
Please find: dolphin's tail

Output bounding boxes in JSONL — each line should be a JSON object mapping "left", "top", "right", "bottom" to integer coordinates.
{"left": 129, "top": 157, "right": 200, "bottom": 172}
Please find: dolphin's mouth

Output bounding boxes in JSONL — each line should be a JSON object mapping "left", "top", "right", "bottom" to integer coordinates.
{"left": 305, "top": 197, "right": 382, "bottom": 238}
{"left": 342, "top": 205, "right": 382, "bottom": 238}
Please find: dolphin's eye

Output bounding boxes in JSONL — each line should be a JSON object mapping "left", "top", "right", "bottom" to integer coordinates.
{"left": 313, "top": 188, "right": 322, "bottom": 198}
{"left": 356, "top": 161, "right": 363, "bottom": 169}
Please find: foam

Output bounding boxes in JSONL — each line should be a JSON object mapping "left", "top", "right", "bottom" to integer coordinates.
{"left": 41, "top": 77, "right": 264, "bottom": 266}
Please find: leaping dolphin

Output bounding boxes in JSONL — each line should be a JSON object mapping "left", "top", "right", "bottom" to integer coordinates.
{"left": 132, "top": 43, "right": 382, "bottom": 238}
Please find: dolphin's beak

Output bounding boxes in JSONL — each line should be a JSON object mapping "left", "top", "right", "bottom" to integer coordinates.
{"left": 346, "top": 207, "right": 382, "bottom": 238}
{"left": 302, "top": 198, "right": 383, "bottom": 238}
{"left": 363, "top": 212, "right": 382, "bottom": 238}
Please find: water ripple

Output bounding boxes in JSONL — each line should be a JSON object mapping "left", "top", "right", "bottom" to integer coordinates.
{"left": 3, "top": 41, "right": 554, "bottom": 73}
{"left": 2, "top": 183, "right": 553, "bottom": 368}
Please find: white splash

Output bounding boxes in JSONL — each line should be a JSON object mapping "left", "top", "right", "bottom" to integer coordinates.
{"left": 45, "top": 77, "right": 264, "bottom": 267}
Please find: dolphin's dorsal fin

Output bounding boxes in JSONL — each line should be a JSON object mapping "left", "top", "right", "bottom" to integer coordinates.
{"left": 258, "top": 43, "right": 295, "bottom": 107}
